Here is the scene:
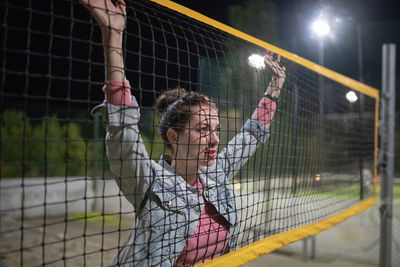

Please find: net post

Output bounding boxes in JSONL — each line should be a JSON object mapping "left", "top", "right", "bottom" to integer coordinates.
{"left": 92, "top": 114, "right": 100, "bottom": 212}
{"left": 311, "top": 236, "right": 316, "bottom": 259}
{"left": 379, "top": 43, "right": 396, "bottom": 267}
{"left": 302, "top": 238, "right": 308, "bottom": 261}
{"left": 357, "top": 23, "right": 366, "bottom": 200}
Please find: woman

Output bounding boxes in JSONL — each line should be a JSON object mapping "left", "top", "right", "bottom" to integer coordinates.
{"left": 81, "top": 0, "right": 286, "bottom": 266}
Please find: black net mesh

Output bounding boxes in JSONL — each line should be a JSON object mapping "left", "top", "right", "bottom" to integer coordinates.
{"left": 0, "top": 0, "right": 376, "bottom": 266}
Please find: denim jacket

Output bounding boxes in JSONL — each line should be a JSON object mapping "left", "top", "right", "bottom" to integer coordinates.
{"left": 92, "top": 97, "right": 270, "bottom": 267}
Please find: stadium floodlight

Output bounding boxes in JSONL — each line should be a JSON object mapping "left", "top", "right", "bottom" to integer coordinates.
{"left": 346, "top": 90, "right": 358, "bottom": 103}
{"left": 311, "top": 18, "right": 331, "bottom": 38}
{"left": 248, "top": 54, "right": 265, "bottom": 69}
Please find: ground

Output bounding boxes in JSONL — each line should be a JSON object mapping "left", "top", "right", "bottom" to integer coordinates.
{"left": 0, "top": 213, "right": 133, "bottom": 267}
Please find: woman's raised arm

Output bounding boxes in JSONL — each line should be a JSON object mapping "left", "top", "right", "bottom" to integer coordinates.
{"left": 79, "top": 0, "right": 126, "bottom": 82}
{"left": 212, "top": 51, "right": 286, "bottom": 181}
{"left": 82, "top": 0, "right": 153, "bottom": 211}
{"left": 250, "top": 51, "right": 286, "bottom": 128}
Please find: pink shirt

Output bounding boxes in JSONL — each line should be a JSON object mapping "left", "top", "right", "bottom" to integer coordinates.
{"left": 251, "top": 96, "right": 276, "bottom": 128}
{"left": 175, "top": 179, "right": 230, "bottom": 266}
{"left": 103, "top": 80, "right": 132, "bottom": 106}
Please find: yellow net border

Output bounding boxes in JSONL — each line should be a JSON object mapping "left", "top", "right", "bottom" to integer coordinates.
{"left": 148, "top": 0, "right": 380, "bottom": 265}
{"left": 198, "top": 198, "right": 376, "bottom": 266}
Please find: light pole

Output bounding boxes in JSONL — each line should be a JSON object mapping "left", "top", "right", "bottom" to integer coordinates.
{"left": 356, "top": 23, "right": 366, "bottom": 200}
{"left": 311, "top": 18, "right": 330, "bottom": 65}
{"left": 302, "top": 17, "right": 332, "bottom": 261}
{"left": 311, "top": 18, "right": 331, "bottom": 116}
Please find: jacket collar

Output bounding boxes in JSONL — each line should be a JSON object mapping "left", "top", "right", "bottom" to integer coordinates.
{"left": 157, "top": 154, "right": 200, "bottom": 194}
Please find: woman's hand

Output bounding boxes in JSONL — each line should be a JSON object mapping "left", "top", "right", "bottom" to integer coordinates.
{"left": 79, "top": 0, "right": 126, "bottom": 81}
{"left": 264, "top": 50, "right": 286, "bottom": 99}
{"left": 79, "top": 0, "right": 126, "bottom": 36}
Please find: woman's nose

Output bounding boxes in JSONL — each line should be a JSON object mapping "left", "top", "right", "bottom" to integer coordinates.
{"left": 210, "top": 130, "right": 219, "bottom": 147}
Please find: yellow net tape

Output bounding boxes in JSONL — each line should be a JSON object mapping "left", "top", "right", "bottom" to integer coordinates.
{"left": 199, "top": 198, "right": 376, "bottom": 266}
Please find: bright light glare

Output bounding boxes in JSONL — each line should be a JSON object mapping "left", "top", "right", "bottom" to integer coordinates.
{"left": 311, "top": 19, "right": 331, "bottom": 37}
{"left": 248, "top": 54, "right": 265, "bottom": 69}
{"left": 335, "top": 17, "right": 343, "bottom": 23}
{"left": 346, "top": 91, "right": 358, "bottom": 103}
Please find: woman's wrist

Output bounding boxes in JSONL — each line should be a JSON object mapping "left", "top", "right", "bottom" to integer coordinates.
{"left": 252, "top": 97, "right": 276, "bottom": 128}
{"left": 103, "top": 31, "right": 125, "bottom": 82}
{"left": 264, "top": 92, "right": 278, "bottom": 102}
{"left": 102, "top": 30, "right": 123, "bottom": 49}
{"left": 266, "top": 79, "right": 282, "bottom": 100}
{"left": 103, "top": 80, "right": 131, "bottom": 106}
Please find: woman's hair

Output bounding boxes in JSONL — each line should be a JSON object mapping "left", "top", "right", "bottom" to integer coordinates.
{"left": 155, "top": 88, "right": 217, "bottom": 149}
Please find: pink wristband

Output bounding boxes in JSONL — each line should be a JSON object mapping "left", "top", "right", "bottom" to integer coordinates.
{"left": 102, "top": 80, "right": 132, "bottom": 106}
{"left": 251, "top": 97, "right": 276, "bottom": 128}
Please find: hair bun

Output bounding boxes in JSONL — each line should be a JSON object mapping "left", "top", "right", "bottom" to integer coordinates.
{"left": 155, "top": 88, "right": 189, "bottom": 115}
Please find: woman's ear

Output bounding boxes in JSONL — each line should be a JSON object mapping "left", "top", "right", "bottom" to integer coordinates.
{"left": 167, "top": 128, "right": 179, "bottom": 144}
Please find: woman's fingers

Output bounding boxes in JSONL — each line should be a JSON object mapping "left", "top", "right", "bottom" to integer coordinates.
{"left": 264, "top": 49, "right": 282, "bottom": 62}
{"left": 79, "top": 0, "right": 125, "bottom": 16}
{"left": 79, "top": 0, "right": 126, "bottom": 33}
{"left": 264, "top": 50, "right": 285, "bottom": 77}
{"left": 117, "top": 0, "right": 126, "bottom": 7}
{"left": 265, "top": 56, "right": 280, "bottom": 71}
{"left": 115, "top": 0, "right": 126, "bottom": 14}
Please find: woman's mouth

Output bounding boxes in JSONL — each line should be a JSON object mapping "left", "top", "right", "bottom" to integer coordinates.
{"left": 205, "top": 149, "right": 217, "bottom": 159}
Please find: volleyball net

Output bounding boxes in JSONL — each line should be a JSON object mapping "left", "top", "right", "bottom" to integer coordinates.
{"left": 0, "top": 0, "right": 379, "bottom": 266}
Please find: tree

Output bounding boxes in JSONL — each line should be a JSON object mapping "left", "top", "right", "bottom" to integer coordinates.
{"left": 1, "top": 110, "right": 91, "bottom": 177}
{"left": 228, "top": 0, "right": 278, "bottom": 44}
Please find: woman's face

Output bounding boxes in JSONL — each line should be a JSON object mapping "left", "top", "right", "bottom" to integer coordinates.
{"left": 174, "top": 104, "right": 220, "bottom": 170}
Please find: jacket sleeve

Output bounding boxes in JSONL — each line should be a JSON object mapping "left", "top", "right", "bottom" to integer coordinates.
{"left": 213, "top": 98, "right": 276, "bottom": 182}
{"left": 92, "top": 95, "right": 153, "bottom": 212}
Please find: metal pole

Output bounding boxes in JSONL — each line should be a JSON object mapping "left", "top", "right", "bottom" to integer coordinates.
{"left": 380, "top": 43, "right": 396, "bottom": 267}
{"left": 318, "top": 40, "right": 324, "bottom": 66}
{"left": 291, "top": 84, "right": 298, "bottom": 195}
{"left": 311, "top": 235, "right": 316, "bottom": 259}
{"left": 92, "top": 115, "right": 100, "bottom": 212}
{"left": 318, "top": 40, "right": 324, "bottom": 116}
{"left": 357, "top": 23, "right": 364, "bottom": 83}
{"left": 357, "top": 23, "right": 365, "bottom": 199}
{"left": 302, "top": 238, "right": 308, "bottom": 261}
